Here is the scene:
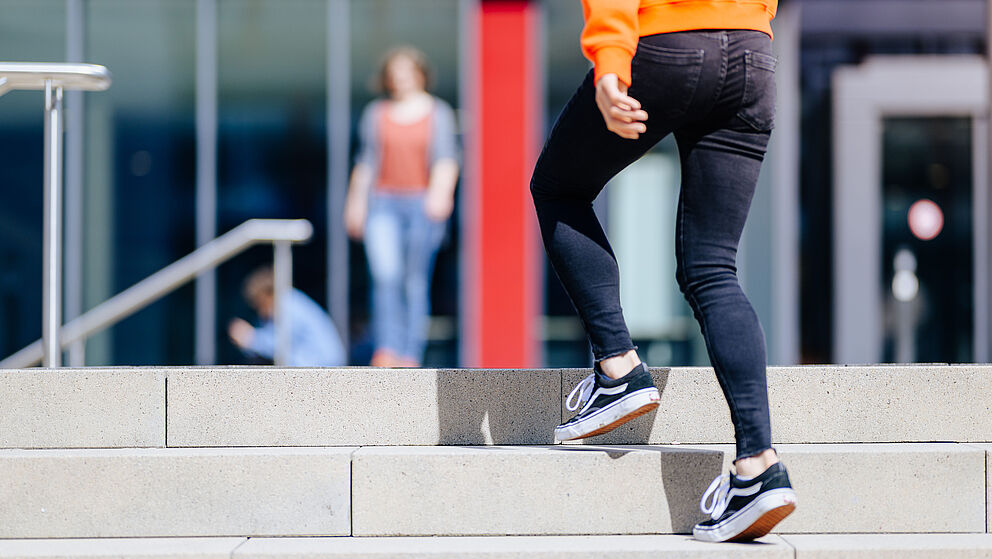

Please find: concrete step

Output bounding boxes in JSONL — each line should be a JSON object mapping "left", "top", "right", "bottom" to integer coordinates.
{"left": 0, "top": 538, "right": 247, "bottom": 558}
{"left": 2, "top": 365, "right": 990, "bottom": 448}
{"left": 0, "top": 448, "right": 354, "bottom": 538}
{"left": 3, "top": 534, "right": 992, "bottom": 558}
{"left": 352, "top": 443, "right": 987, "bottom": 536}
{"left": 0, "top": 368, "right": 165, "bottom": 448}
{"left": 0, "top": 443, "right": 986, "bottom": 538}
{"left": 779, "top": 534, "right": 992, "bottom": 558}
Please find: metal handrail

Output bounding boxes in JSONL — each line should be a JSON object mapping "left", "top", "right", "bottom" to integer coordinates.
{"left": 0, "top": 62, "right": 113, "bottom": 367}
{"left": 0, "top": 219, "right": 313, "bottom": 369}
{"left": 0, "top": 62, "right": 111, "bottom": 96}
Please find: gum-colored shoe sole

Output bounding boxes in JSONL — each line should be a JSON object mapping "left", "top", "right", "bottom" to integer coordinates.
{"left": 728, "top": 502, "right": 796, "bottom": 542}
{"left": 563, "top": 401, "right": 659, "bottom": 441}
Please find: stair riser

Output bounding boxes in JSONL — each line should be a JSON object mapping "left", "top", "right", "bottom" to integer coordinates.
{"left": 0, "top": 369, "right": 164, "bottom": 448}
{"left": 3, "top": 367, "right": 991, "bottom": 448}
{"left": 353, "top": 444, "right": 985, "bottom": 536}
{"left": 0, "top": 449, "right": 352, "bottom": 538}
{"left": 167, "top": 368, "right": 559, "bottom": 446}
{"left": 566, "top": 366, "right": 992, "bottom": 446}
{"left": 0, "top": 444, "right": 985, "bottom": 538}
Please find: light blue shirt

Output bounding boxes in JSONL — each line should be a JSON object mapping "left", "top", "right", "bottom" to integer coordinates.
{"left": 245, "top": 289, "right": 346, "bottom": 366}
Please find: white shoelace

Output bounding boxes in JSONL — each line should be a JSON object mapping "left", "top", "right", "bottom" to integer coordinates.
{"left": 564, "top": 374, "right": 596, "bottom": 412}
{"left": 700, "top": 473, "right": 732, "bottom": 520}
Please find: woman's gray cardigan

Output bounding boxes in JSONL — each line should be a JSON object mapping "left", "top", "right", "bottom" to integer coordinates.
{"left": 356, "top": 96, "right": 458, "bottom": 186}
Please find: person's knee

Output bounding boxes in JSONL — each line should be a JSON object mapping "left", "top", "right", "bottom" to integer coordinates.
{"left": 370, "top": 260, "right": 403, "bottom": 287}
{"left": 529, "top": 170, "right": 555, "bottom": 203}
{"left": 530, "top": 150, "right": 576, "bottom": 203}
{"left": 676, "top": 261, "right": 738, "bottom": 300}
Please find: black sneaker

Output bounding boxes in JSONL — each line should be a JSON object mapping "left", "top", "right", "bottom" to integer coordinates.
{"left": 554, "top": 362, "right": 660, "bottom": 442}
{"left": 693, "top": 462, "right": 797, "bottom": 542}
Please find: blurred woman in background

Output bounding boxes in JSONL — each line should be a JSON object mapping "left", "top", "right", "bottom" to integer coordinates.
{"left": 344, "top": 47, "right": 458, "bottom": 367}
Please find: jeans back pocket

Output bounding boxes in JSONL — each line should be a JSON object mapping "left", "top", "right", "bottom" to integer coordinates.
{"left": 631, "top": 42, "right": 705, "bottom": 120}
{"left": 737, "top": 50, "right": 777, "bottom": 131}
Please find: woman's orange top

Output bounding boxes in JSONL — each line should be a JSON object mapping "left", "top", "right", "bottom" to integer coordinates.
{"left": 377, "top": 108, "right": 433, "bottom": 192}
{"left": 581, "top": 0, "right": 777, "bottom": 87}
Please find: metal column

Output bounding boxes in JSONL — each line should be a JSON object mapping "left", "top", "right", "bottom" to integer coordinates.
{"left": 327, "top": 0, "right": 350, "bottom": 355}
{"left": 0, "top": 63, "right": 111, "bottom": 368}
{"left": 43, "top": 81, "right": 65, "bottom": 367}
{"left": 195, "top": 0, "right": 219, "bottom": 365}
{"left": 986, "top": 0, "right": 992, "bottom": 361}
{"left": 65, "top": 0, "right": 86, "bottom": 366}
{"left": 273, "top": 240, "right": 293, "bottom": 366}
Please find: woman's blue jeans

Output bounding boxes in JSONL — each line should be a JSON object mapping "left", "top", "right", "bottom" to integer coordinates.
{"left": 365, "top": 190, "right": 446, "bottom": 362}
{"left": 530, "top": 30, "right": 777, "bottom": 460}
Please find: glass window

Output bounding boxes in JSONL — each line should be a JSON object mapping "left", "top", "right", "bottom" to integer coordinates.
{"left": 85, "top": 0, "right": 197, "bottom": 364}
{"left": 0, "top": 0, "right": 66, "bottom": 359}
{"left": 799, "top": 35, "right": 984, "bottom": 363}
{"left": 881, "top": 117, "right": 973, "bottom": 363}
{"left": 216, "top": 0, "right": 328, "bottom": 365}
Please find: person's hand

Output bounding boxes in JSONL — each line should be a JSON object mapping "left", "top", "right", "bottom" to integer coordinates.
{"left": 344, "top": 196, "right": 367, "bottom": 240}
{"left": 595, "top": 73, "right": 648, "bottom": 140}
{"left": 228, "top": 318, "right": 255, "bottom": 349}
{"left": 424, "top": 188, "right": 455, "bottom": 222}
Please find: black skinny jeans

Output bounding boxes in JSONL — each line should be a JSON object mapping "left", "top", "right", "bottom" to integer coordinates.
{"left": 531, "top": 30, "right": 776, "bottom": 460}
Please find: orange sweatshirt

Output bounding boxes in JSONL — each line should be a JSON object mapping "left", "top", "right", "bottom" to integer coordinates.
{"left": 581, "top": 0, "right": 777, "bottom": 87}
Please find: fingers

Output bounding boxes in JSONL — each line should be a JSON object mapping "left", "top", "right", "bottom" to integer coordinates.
{"left": 607, "top": 105, "right": 649, "bottom": 123}
{"left": 595, "top": 73, "right": 648, "bottom": 140}
{"left": 600, "top": 99, "right": 648, "bottom": 139}
{"left": 606, "top": 88, "right": 642, "bottom": 112}
{"left": 603, "top": 112, "right": 647, "bottom": 139}
{"left": 607, "top": 121, "right": 646, "bottom": 140}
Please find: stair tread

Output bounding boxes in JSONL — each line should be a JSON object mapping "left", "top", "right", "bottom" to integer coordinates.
{"left": 4, "top": 534, "right": 992, "bottom": 558}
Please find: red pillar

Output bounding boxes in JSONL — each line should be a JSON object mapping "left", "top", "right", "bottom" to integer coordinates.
{"left": 462, "top": 0, "right": 542, "bottom": 367}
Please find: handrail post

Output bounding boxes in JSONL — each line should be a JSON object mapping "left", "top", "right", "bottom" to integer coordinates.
{"left": 42, "top": 80, "right": 64, "bottom": 367}
{"left": 1, "top": 63, "right": 111, "bottom": 367}
{"left": 273, "top": 240, "right": 292, "bottom": 366}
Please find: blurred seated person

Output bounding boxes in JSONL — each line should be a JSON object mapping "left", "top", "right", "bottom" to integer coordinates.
{"left": 228, "top": 266, "right": 346, "bottom": 366}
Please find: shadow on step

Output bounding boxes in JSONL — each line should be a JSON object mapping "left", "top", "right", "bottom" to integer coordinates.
{"left": 435, "top": 369, "right": 560, "bottom": 445}
{"left": 554, "top": 444, "right": 726, "bottom": 533}
{"left": 433, "top": 368, "right": 671, "bottom": 446}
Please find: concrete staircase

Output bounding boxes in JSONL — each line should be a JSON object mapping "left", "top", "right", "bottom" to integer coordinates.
{"left": 0, "top": 365, "right": 990, "bottom": 557}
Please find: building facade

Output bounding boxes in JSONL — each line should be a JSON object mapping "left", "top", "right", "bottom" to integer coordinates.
{"left": 0, "top": 0, "right": 987, "bottom": 367}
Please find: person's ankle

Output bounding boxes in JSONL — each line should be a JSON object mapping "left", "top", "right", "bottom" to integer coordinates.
{"left": 734, "top": 448, "right": 779, "bottom": 478}
{"left": 597, "top": 350, "right": 642, "bottom": 380}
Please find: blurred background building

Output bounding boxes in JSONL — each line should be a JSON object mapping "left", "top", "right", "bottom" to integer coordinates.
{"left": 0, "top": 0, "right": 987, "bottom": 368}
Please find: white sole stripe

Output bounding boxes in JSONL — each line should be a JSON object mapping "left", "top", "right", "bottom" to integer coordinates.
{"left": 692, "top": 488, "right": 797, "bottom": 542}
{"left": 554, "top": 388, "right": 660, "bottom": 441}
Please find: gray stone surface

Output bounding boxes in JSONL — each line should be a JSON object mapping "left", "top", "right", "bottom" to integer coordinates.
{"left": 353, "top": 443, "right": 984, "bottom": 536}
{"left": 974, "top": 444, "right": 992, "bottom": 533}
{"left": 0, "top": 448, "right": 353, "bottom": 538}
{"left": 0, "top": 368, "right": 165, "bottom": 448}
{"left": 236, "top": 535, "right": 790, "bottom": 558}
{"left": 351, "top": 445, "right": 726, "bottom": 536}
{"left": 624, "top": 442, "right": 986, "bottom": 535}
{"left": 0, "top": 538, "right": 246, "bottom": 558}
{"left": 166, "top": 368, "right": 558, "bottom": 446}
{"left": 563, "top": 365, "right": 992, "bottom": 445}
{"left": 783, "top": 534, "right": 992, "bottom": 558}
{"left": 773, "top": 443, "right": 986, "bottom": 533}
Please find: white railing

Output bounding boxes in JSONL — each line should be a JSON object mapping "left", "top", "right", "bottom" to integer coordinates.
{"left": 0, "top": 219, "right": 313, "bottom": 369}
{"left": 0, "top": 62, "right": 112, "bottom": 367}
